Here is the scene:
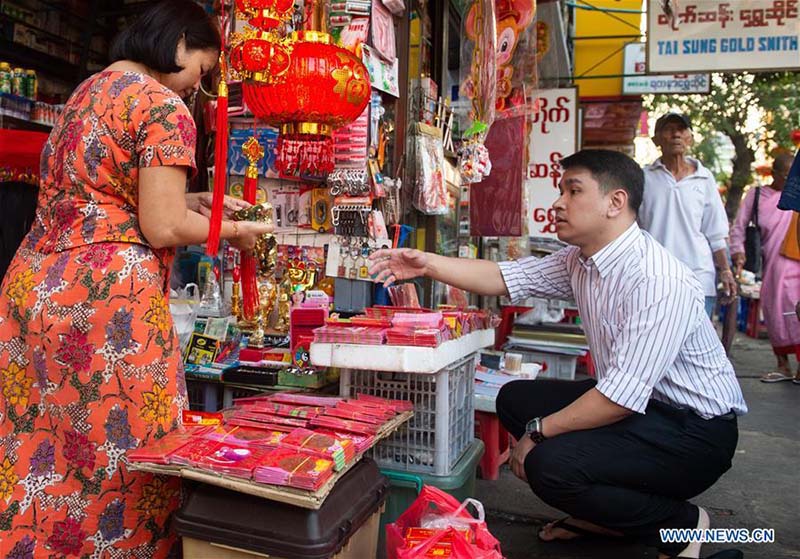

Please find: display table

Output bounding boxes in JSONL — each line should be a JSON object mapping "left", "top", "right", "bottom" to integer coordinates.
{"left": 129, "top": 410, "right": 412, "bottom": 510}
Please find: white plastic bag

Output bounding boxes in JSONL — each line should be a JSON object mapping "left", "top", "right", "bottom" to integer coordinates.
{"left": 419, "top": 498, "right": 486, "bottom": 532}
{"left": 170, "top": 283, "right": 200, "bottom": 352}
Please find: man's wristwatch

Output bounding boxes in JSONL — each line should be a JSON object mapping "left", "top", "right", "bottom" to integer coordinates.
{"left": 524, "top": 416, "right": 547, "bottom": 444}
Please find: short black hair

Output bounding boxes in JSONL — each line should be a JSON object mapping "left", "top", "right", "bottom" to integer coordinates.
{"left": 560, "top": 149, "right": 644, "bottom": 214}
{"left": 110, "top": 0, "right": 220, "bottom": 74}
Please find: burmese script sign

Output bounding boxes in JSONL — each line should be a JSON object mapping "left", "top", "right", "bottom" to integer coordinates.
{"left": 623, "top": 42, "right": 710, "bottom": 94}
{"left": 647, "top": 0, "right": 800, "bottom": 73}
{"left": 525, "top": 88, "right": 578, "bottom": 240}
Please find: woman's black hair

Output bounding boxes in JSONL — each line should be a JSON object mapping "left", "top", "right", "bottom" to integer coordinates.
{"left": 109, "top": 0, "right": 220, "bottom": 74}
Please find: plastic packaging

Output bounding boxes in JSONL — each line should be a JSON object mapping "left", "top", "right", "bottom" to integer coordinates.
{"left": 170, "top": 283, "right": 200, "bottom": 352}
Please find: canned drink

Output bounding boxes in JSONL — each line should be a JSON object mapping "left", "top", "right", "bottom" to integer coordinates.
{"left": 0, "top": 62, "right": 11, "bottom": 94}
{"left": 25, "top": 69, "right": 36, "bottom": 100}
{"left": 11, "top": 67, "right": 24, "bottom": 97}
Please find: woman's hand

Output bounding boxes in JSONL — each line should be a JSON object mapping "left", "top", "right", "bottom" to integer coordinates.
{"left": 731, "top": 252, "right": 746, "bottom": 279}
{"left": 187, "top": 192, "right": 251, "bottom": 219}
{"left": 368, "top": 248, "right": 430, "bottom": 287}
{"left": 227, "top": 220, "right": 273, "bottom": 253}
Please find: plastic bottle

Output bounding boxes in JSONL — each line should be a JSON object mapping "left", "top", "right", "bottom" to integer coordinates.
{"left": 0, "top": 63, "right": 11, "bottom": 94}
{"left": 11, "top": 67, "right": 24, "bottom": 97}
{"left": 25, "top": 69, "right": 36, "bottom": 100}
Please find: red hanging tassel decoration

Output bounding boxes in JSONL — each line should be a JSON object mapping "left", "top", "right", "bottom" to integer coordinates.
{"left": 206, "top": 2, "right": 230, "bottom": 257}
{"left": 240, "top": 137, "right": 264, "bottom": 321}
{"left": 205, "top": 71, "right": 229, "bottom": 256}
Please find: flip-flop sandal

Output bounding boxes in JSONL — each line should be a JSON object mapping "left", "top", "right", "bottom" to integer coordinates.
{"left": 760, "top": 372, "right": 794, "bottom": 383}
{"left": 537, "top": 517, "right": 622, "bottom": 542}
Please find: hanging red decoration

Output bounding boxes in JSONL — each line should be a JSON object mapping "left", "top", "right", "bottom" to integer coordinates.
{"left": 242, "top": 32, "right": 370, "bottom": 175}
{"left": 791, "top": 129, "right": 800, "bottom": 148}
{"left": 231, "top": 17, "right": 371, "bottom": 177}
{"left": 239, "top": 137, "right": 265, "bottom": 321}
{"left": 206, "top": 1, "right": 231, "bottom": 258}
{"left": 235, "top": 0, "right": 294, "bottom": 30}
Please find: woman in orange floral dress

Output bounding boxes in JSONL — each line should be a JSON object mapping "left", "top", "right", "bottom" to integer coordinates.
{"left": 0, "top": 1, "right": 270, "bottom": 556}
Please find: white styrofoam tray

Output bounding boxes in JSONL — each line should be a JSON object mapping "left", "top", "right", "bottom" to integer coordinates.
{"left": 310, "top": 328, "right": 496, "bottom": 373}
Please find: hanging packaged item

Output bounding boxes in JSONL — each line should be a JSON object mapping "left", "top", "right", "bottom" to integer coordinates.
{"left": 413, "top": 123, "right": 448, "bottom": 215}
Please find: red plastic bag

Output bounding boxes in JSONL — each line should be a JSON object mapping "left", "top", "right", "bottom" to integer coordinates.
{"left": 386, "top": 485, "right": 503, "bottom": 559}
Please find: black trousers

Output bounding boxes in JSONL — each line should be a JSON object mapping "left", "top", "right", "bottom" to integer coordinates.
{"left": 496, "top": 379, "right": 739, "bottom": 555}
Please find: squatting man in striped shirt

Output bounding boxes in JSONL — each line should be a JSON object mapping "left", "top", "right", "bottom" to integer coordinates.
{"left": 369, "top": 150, "right": 747, "bottom": 559}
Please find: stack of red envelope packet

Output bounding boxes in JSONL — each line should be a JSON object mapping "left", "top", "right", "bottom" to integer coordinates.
{"left": 315, "top": 430, "right": 375, "bottom": 454}
{"left": 201, "top": 425, "right": 287, "bottom": 449}
{"left": 238, "top": 402, "right": 324, "bottom": 419}
{"left": 309, "top": 415, "right": 379, "bottom": 435}
{"left": 128, "top": 426, "right": 210, "bottom": 465}
{"left": 357, "top": 393, "right": 414, "bottom": 413}
{"left": 268, "top": 393, "right": 343, "bottom": 407}
{"left": 226, "top": 409, "right": 309, "bottom": 430}
{"left": 281, "top": 428, "right": 356, "bottom": 471}
{"left": 253, "top": 448, "right": 335, "bottom": 490}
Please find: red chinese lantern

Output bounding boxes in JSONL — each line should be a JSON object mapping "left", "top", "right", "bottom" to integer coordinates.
{"left": 791, "top": 129, "right": 800, "bottom": 148}
{"left": 235, "top": 0, "right": 294, "bottom": 30}
{"left": 233, "top": 30, "right": 370, "bottom": 176}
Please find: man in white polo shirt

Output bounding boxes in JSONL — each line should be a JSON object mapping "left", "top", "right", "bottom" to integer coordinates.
{"left": 639, "top": 113, "right": 737, "bottom": 319}
{"left": 369, "top": 149, "right": 745, "bottom": 559}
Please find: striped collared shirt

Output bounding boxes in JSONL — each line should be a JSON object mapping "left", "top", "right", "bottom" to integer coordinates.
{"left": 498, "top": 223, "right": 747, "bottom": 419}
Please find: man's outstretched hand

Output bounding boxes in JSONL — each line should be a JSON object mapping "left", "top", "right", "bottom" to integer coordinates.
{"left": 368, "top": 248, "right": 429, "bottom": 287}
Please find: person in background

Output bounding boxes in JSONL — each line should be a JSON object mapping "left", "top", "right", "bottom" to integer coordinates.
{"left": 370, "top": 149, "right": 745, "bottom": 559}
{"left": 731, "top": 153, "right": 800, "bottom": 383}
{"left": 639, "top": 113, "right": 737, "bottom": 319}
{"left": 0, "top": 1, "right": 271, "bottom": 556}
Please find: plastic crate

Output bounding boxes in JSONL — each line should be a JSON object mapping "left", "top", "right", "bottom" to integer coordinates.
{"left": 377, "top": 439, "right": 484, "bottom": 559}
{"left": 221, "top": 385, "right": 271, "bottom": 409}
{"left": 340, "top": 355, "right": 476, "bottom": 476}
{"left": 186, "top": 380, "right": 222, "bottom": 412}
{"left": 519, "top": 350, "right": 577, "bottom": 380}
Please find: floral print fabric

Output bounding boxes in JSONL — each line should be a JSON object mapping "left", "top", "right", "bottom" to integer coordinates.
{"left": 0, "top": 71, "right": 195, "bottom": 557}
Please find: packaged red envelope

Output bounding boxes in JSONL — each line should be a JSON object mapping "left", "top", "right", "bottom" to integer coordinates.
{"left": 169, "top": 438, "right": 228, "bottom": 467}
{"left": 355, "top": 393, "right": 414, "bottom": 412}
{"left": 280, "top": 428, "right": 355, "bottom": 471}
{"left": 182, "top": 409, "right": 224, "bottom": 426}
{"left": 335, "top": 400, "right": 396, "bottom": 420}
{"left": 127, "top": 427, "right": 210, "bottom": 465}
{"left": 226, "top": 417, "right": 296, "bottom": 433}
{"left": 197, "top": 443, "right": 270, "bottom": 479}
{"left": 324, "top": 406, "right": 384, "bottom": 425}
{"left": 269, "top": 393, "right": 343, "bottom": 407}
{"left": 229, "top": 410, "right": 309, "bottom": 429}
{"left": 242, "top": 403, "right": 324, "bottom": 419}
{"left": 309, "top": 415, "right": 379, "bottom": 435}
{"left": 253, "top": 448, "right": 334, "bottom": 490}
{"left": 202, "top": 425, "right": 287, "bottom": 449}
{"left": 315, "top": 430, "right": 375, "bottom": 454}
